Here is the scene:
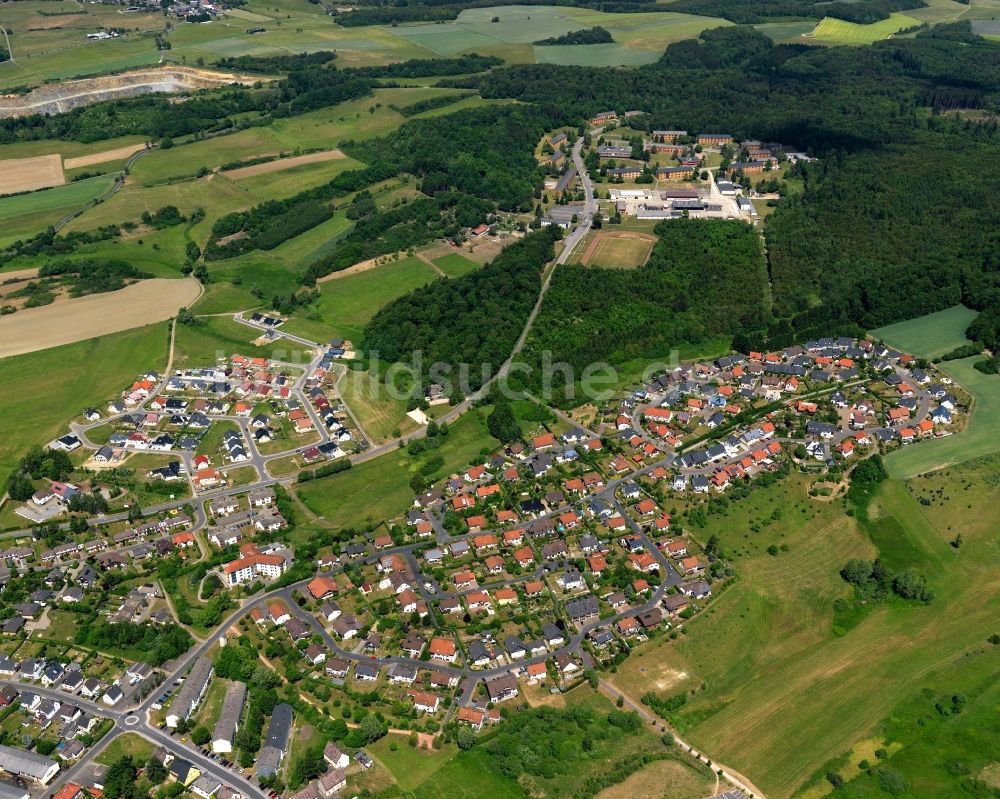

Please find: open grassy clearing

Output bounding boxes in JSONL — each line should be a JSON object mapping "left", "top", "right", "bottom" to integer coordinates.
{"left": 391, "top": 6, "right": 731, "bottom": 66}
{"left": 0, "top": 174, "right": 118, "bottom": 248}
{"left": 411, "top": 748, "right": 525, "bottom": 799}
{"left": 832, "top": 644, "right": 1000, "bottom": 797}
{"left": 367, "top": 738, "right": 461, "bottom": 793}
{"left": 534, "top": 43, "right": 661, "bottom": 66}
{"left": 907, "top": 0, "right": 977, "bottom": 22}
{"left": 595, "top": 758, "right": 715, "bottom": 799}
{"left": 807, "top": 13, "right": 924, "bottom": 44}
{"left": 870, "top": 304, "right": 978, "bottom": 360}
{"left": 61, "top": 173, "right": 248, "bottom": 234}
{"left": 0, "top": 322, "right": 167, "bottom": 486}
{"left": 96, "top": 733, "right": 154, "bottom": 766}
{"left": 339, "top": 368, "right": 421, "bottom": 444}
{"left": 752, "top": 20, "right": 818, "bottom": 41}
{"left": 3, "top": 216, "right": 198, "bottom": 283}
{"left": 296, "top": 406, "right": 495, "bottom": 529}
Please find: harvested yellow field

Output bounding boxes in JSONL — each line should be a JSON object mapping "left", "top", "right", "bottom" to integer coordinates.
{"left": 0, "top": 154, "right": 64, "bottom": 194}
{"left": 64, "top": 143, "right": 147, "bottom": 170}
{"left": 0, "top": 278, "right": 201, "bottom": 358}
{"left": 222, "top": 149, "right": 345, "bottom": 180}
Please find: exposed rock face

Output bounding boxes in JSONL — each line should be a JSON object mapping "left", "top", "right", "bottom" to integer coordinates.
{"left": 0, "top": 66, "right": 265, "bottom": 118}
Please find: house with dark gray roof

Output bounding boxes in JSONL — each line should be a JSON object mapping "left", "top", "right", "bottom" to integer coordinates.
{"left": 212, "top": 681, "right": 247, "bottom": 754}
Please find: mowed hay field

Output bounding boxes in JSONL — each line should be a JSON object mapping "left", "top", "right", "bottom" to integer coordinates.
{"left": 0, "top": 154, "right": 64, "bottom": 194}
{"left": 604, "top": 468, "right": 1000, "bottom": 799}
{"left": 807, "top": 12, "right": 923, "bottom": 43}
{"left": 871, "top": 303, "right": 978, "bottom": 360}
{"left": 433, "top": 252, "right": 481, "bottom": 277}
{"left": 0, "top": 322, "right": 168, "bottom": 488}
{"left": 0, "top": 278, "right": 201, "bottom": 358}
{"left": 0, "top": 174, "right": 118, "bottom": 248}
{"left": 595, "top": 759, "right": 714, "bottom": 799}
{"left": 580, "top": 230, "right": 656, "bottom": 268}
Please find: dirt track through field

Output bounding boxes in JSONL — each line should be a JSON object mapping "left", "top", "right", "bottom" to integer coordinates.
{"left": 0, "top": 154, "right": 65, "bottom": 194}
{"left": 316, "top": 253, "right": 394, "bottom": 282}
{"left": 222, "top": 149, "right": 345, "bottom": 180}
{"left": 0, "top": 277, "right": 201, "bottom": 358}
{"left": 64, "top": 143, "right": 147, "bottom": 170}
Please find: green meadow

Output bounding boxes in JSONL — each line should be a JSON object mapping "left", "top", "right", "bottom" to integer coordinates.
{"left": 871, "top": 304, "right": 978, "bottom": 360}
{"left": 390, "top": 6, "right": 731, "bottom": 65}
{"left": 308, "top": 255, "right": 440, "bottom": 343}
{"left": 0, "top": 323, "right": 168, "bottom": 488}
{"left": 807, "top": 13, "right": 924, "bottom": 44}
{"left": 434, "top": 252, "right": 481, "bottom": 277}
{"left": 296, "top": 406, "right": 495, "bottom": 529}
{"left": 0, "top": 174, "right": 118, "bottom": 249}
{"left": 0, "top": 0, "right": 163, "bottom": 89}
{"left": 885, "top": 356, "right": 1000, "bottom": 478}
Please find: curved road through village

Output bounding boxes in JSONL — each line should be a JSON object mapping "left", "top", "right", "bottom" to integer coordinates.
{"left": 15, "top": 138, "right": 793, "bottom": 798}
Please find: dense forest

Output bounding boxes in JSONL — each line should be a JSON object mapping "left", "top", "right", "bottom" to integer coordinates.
{"left": 347, "top": 104, "right": 552, "bottom": 210}
{"left": 463, "top": 25, "right": 1000, "bottom": 353}
{"left": 534, "top": 26, "right": 614, "bottom": 45}
{"left": 348, "top": 54, "right": 502, "bottom": 77}
{"left": 520, "top": 219, "right": 767, "bottom": 402}
{"left": 363, "top": 228, "right": 559, "bottom": 389}
{"left": 215, "top": 50, "right": 338, "bottom": 74}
